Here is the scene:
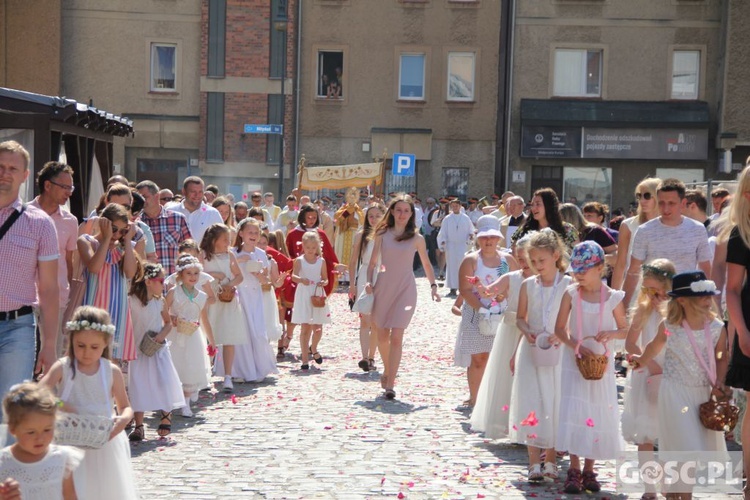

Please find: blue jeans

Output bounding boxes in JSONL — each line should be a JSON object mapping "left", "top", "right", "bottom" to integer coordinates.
{"left": 0, "top": 313, "right": 37, "bottom": 423}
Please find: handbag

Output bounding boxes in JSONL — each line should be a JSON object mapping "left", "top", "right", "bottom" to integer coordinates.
{"left": 217, "top": 285, "right": 236, "bottom": 303}
{"left": 55, "top": 359, "right": 114, "bottom": 449}
{"left": 352, "top": 289, "right": 374, "bottom": 314}
{"left": 311, "top": 284, "right": 327, "bottom": 308}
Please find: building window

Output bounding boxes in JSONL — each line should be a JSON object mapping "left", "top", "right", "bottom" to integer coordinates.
{"left": 656, "top": 167, "right": 704, "bottom": 185}
{"left": 553, "top": 49, "right": 602, "bottom": 97}
{"left": 206, "top": 92, "right": 224, "bottom": 162}
{"left": 317, "top": 51, "right": 344, "bottom": 99}
{"left": 447, "top": 52, "right": 475, "bottom": 101}
{"left": 150, "top": 43, "right": 177, "bottom": 91}
{"left": 266, "top": 95, "right": 283, "bottom": 164}
{"left": 399, "top": 53, "right": 426, "bottom": 100}
{"left": 671, "top": 50, "right": 700, "bottom": 100}
{"left": 270, "top": 0, "right": 286, "bottom": 78}
{"left": 442, "top": 168, "right": 469, "bottom": 199}
{"left": 563, "top": 167, "right": 612, "bottom": 211}
{"left": 207, "top": 0, "right": 226, "bottom": 78}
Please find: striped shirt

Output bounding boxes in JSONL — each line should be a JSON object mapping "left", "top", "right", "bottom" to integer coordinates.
{"left": 0, "top": 198, "right": 59, "bottom": 310}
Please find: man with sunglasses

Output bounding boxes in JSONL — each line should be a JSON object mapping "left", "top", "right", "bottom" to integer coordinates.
{"left": 158, "top": 189, "right": 174, "bottom": 206}
{"left": 623, "top": 178, "right": 712, "bottom": 306}
{"left": 0, "top": 142, "right": 60, "bottom": 425}
{"left": 29, "top": 161, "right": 79, "bottom": 357}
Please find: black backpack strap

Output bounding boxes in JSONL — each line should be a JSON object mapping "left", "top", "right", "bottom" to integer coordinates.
{"left": 0, "top": 204, "right": 26, "bottom": 242}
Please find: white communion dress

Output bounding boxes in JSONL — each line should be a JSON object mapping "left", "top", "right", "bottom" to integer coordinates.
{"left": 0, "top": 445, "right": 83, "bottom": 500}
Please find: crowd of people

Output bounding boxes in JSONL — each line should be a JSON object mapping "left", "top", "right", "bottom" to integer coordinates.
{"left": 0, "top": 134, "right": 748, "bottom": 498}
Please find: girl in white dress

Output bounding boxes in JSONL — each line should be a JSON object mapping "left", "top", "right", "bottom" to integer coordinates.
{"left": 40, "top": 306, "right": 137, "bottom": 499}
{"left": 257, "top": 233, "right": 284, "bottom": 345}
{"left": 164, "top": 240, "right": 215, "bottom": 298}
{"left": 229, "top": 218, "right": 278, "bottom": 382}
{"left": 200, "top": 223, "right": 247, "bottom": 393}
{"left": 471, "top": 235, "right": 535, "bottom": 439}
{"left": 348, "top": 204, "right": 384, "bottom": 372}
{"left": 509, "top": 229, "right": 571, "bottom": 482}
{"left": 0, "top": 382, "right": 82, "bottom": 500}
{"left": 165, "top": 255, "right": 216, "bottom": 417}
{"left": 632, "top": 271, "right": 729, "bottom": 499}
{"left": 127, "top": 262, "right": 185, "bottom": 441}
{"left": 292, "top": 230, "right": 331, "bottom": 370}
{"left": 554, "top": 242, "right": 628, "bottom": 494}
{"left": 621, "top": 259, "right": 675, "bottom": 500}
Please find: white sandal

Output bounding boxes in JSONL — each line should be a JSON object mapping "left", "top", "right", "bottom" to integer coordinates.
{"left": 528, "top": 464, "right": 543, "bottom": 482}
{"left": 543, "top": 462, "right": 558, "bottom": 480}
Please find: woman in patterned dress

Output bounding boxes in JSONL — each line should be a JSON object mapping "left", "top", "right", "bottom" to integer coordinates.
{"left": 77, "top": 203, "right": 137, "bottom": 362}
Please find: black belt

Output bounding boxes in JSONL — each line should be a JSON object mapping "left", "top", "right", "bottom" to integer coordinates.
{"left": 0, "top": 306, "right": 33, "bottom": 321}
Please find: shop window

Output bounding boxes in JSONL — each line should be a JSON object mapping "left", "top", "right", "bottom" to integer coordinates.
{"left": 656, "top": 168, "right": 704, "bottom": 185}
{"left": 563, "top": 167, "right": 612, "bottom": 210}
{"left": 385, "top": 160, "right": 418, "bottom": 194}
{"left": 447, "top": 52, "right": 475, "bottom": 101}
{"left": 553, "top": 49, "right": 602, "bottom": 97}
{"left": 317, "top": 51, "right": 344, "bottom": 99}
{"left": 671, "top": 50, "right": 700, "bottom": 100}
{"left": 399, "top": 53, "right": 426, "bottom": 100}
{"left": 150, "top": 43, "right": 177, "bottom": 92}
{"left": 442, "top": 167, "right": 469, "bottom": 199}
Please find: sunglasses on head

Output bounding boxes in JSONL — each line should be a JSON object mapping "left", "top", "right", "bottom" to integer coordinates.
{"left": 635, "top": 192, "right": 653, "bottom": 201}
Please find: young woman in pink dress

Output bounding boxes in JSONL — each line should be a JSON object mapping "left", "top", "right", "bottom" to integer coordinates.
{"left": 364, "top": 194, "right": 440, "bottom": 400}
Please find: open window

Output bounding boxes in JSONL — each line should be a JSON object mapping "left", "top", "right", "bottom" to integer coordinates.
{"left": 317, "top": 51, "right": 344, "bottom": 99}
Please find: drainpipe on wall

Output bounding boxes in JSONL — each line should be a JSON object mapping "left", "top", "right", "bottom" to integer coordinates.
{"left": 495, "top": 0, "right": 516, "bottom": 194}
{"left": 502, "top": 0, "right": 517, "bottom": 194}
{"left": 293, "top": 0, "right": 302, "bottom": 181}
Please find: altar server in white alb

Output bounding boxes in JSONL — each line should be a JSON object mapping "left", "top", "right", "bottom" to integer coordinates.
{"left": 437, "top": 198, "right": 475, "bottom": 297}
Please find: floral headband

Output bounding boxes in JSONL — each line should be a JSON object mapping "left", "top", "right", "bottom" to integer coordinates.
{"left": 66, "top": 319, "right": 116, "bottom": 335}
{"left": 641, "top": 264, "right": 674, "bottom": 279}
{"left": 144, "top": 263, "right": 163, "bottom": 280}
{"left": 175, "top": 257, "right": 203, "bottom": 273}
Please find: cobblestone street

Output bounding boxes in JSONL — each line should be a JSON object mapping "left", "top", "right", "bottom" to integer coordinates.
{"left": 131, "top": 278, "right": 740, "bottom": 499}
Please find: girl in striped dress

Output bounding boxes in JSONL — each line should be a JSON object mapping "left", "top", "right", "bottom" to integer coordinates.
{"left": 77, "top": 203, "right": 137, "bottom": 361}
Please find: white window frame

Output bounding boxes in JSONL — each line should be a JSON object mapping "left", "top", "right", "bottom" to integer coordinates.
{"left": 316, "top": 50, "right": 345, "bottom": 99}
{"left": 150, "top": 43, "right": 178, "bottom": 93}
{"left": 446, "top": 52, "right": 475, "bottom": 102}
{"left": 552, "top": 48, "right": 603, "bottom": 98}
{"left": 399, "top": 53, "right": 426, "bottom": 101}
{"left": 670, "top": 49, "right": 701, "bottom": 100}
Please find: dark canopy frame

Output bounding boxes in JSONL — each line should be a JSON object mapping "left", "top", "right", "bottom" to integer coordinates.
{"left": 0, "top": 87, "right": 134, "bottom": 220}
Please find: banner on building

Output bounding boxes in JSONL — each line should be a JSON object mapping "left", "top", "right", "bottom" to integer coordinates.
{"left": 298, "top": 162, "right": 383, "bottom": 190}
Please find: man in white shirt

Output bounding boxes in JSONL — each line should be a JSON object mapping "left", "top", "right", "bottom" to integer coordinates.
{"left": 437, "top": 199, "right": 474, "bottom": 297}
{"left": 275, "top": 194, "right": 299, "bottom": 234}
{"left": 623, "top": 178, "right": 712, "bottom": 306}
{"left": 166, "top": 176, "right": 223, "bottom": 244}
{"left": 467, "top": 197, "right": 483, "bottom": 225}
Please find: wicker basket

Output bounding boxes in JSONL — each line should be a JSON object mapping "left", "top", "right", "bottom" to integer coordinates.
{"left": 176, "top": 317, "right": 199, "bottom": 335}
{"left": 311, "top": 284, "right": 327, "bottom": 308}
{"left": 55, "top": 412, "right": 114, "bottom": 449}
{"left": 261, "top": 283, "right": 273, "bottom": 292}
{"left": 138, "top": 330, "right": 164, "bottom": 357}
{"left": 576, "top": 353, "right": 608, "bottom": 380}
{"left": 699, "top": 397, "right": 740, "bottom": 432}
{"left": 217, "top": 285, "right": 236, "bottom": 303}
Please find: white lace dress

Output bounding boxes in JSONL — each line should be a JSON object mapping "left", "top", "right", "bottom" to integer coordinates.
{"left": 57, "top": 358, "right": 138, "bottom": 499}
{"left": 508, "top": 273, "right": 571, "bottom": 449}
{"left": 621, "top": 309, "right": 664, "bottom": 444}
{"left": 128, "top": 297, "right": 185, "bottom": 412}
{"left": 556, "top": 285, "right": 625, "bottom": 460}
{"left": 470, "top": 269, "right": 525, "bottom": 439}
{"left": 659, "top": 319, "right": 727, "bottom": 454}
{"left": 0, "top": 445, "right": 82, "bottom": 500}
{"left": 168, "top": 286, "right": 212, "bottom": 394}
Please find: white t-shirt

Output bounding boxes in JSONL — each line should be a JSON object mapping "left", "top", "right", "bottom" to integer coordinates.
{"left": 631, "top": 216, "right": 711, "bottom": 273}
{"left": 165, "top": 201, "right": 224, "bottom": 244}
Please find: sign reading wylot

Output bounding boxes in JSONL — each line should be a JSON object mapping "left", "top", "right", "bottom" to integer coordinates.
{"left": 521, "top": 126, "right": 708, "bottom": 161}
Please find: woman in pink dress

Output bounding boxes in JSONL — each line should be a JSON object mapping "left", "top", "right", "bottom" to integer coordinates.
{"left": 365, "top": 194, "right": 440, "bottom": 399}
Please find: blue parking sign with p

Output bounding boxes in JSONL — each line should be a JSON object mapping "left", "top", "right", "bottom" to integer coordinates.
{"left": 392, "top": 153, "right": 416, "bottom": 177}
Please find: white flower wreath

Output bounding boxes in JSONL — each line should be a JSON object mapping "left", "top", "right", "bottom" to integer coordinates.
{"left": 66, "top": 320, "right": 116, "bottom": 335}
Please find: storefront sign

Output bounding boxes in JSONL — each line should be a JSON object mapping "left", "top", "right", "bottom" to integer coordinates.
{"left": 521, "top": 126, "right": 708, "bottom": 161}
{"left": 582, "top": 128, "right": 708, "bottom": 160}
{"left": 521, "top": 126, "right": 582, "bottom": 158}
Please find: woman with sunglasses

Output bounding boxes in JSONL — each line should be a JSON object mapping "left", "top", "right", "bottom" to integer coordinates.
{"left": 611, "top": 178, "right": 661, "bottom": 290}
{"left": 77, "top": 203, "right": 138, "bottom": 362}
